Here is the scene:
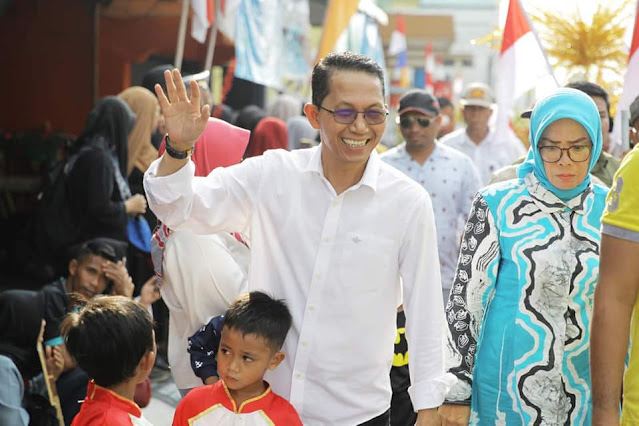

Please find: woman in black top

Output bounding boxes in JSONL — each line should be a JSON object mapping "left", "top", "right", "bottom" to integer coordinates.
{"left": 68, "top": 97, "right": 147, "bottom": 244}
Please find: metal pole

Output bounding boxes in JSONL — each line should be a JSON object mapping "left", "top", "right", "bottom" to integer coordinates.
{"left": 203, "top": 0, "right": 220, "bottom": 74}
{"left": 93, "top": 1, "right": 100, "bottom": 104}
{"left": 175, "top": 0, "right": 190, "bottom": 70}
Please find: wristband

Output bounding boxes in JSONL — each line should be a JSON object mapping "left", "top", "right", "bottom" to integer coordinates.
{"left": 165, "top": 134, "right": 194, "bottom": 159}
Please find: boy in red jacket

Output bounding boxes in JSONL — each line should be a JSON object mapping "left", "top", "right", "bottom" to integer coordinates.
{"left": 61, "top": 296, "right": 156, "bottom": 425}
{"left": 173, "top": 291, "right": 301, "bottom": 425}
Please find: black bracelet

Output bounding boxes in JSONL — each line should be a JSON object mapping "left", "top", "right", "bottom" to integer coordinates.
{"left": 165, "top": 134, "right": 194, "bottom": 159}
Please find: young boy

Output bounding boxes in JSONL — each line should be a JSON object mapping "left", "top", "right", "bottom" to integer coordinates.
{"left": 173, "top": 291, "right": 302, "bottom": 425}
{"left": 60, "top": 296, "right": 156, "bottom": 425}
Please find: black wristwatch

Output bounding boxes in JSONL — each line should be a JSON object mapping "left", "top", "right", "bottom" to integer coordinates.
{"left": 164, "top": 134, "right": 194, "bottom": 159}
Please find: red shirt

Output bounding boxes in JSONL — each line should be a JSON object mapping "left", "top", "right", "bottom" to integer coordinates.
{"left": 72, "top": 381, "right": 152, "bottom": 426}
{"left": 173, "top": 380, "right": 302, "bottom": 426}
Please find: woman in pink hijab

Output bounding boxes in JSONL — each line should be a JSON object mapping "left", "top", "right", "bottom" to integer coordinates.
{"left": 243, "top": 117, "right": 289, "bottom": 159}
{"left": 153, "top": 118, "right": 251, "bottom": 396}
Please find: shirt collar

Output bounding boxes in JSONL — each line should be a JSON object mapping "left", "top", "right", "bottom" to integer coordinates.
{"left": 398, "top": 141, "right": 441, "bottom": 162}
{"left": 304, "top": 144, "right": 380, "bottom": 193}
{"left": 303, "top": 144, "right": 323, "bottom": 174}
{"left": 86, "top": 380, "right": 143, "bottom": 418}
{"left": 222, "top": 380, "right": 273, "bottom": 413}
{"left": 464, "top": 128, "right": 494, "bottom": 146}
{"left": 524, "top": 173, "right": 592, "bottom": 215}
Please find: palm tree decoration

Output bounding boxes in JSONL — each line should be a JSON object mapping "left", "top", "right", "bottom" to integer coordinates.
{"left": 531, "top": 1, "right": 632, "bottom": 111}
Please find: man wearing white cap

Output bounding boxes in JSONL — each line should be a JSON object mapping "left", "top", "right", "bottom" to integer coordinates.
{"left": 439, "top": 82, "right": 525, "bottom": 184}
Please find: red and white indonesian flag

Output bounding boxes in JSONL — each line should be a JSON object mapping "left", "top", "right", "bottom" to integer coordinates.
{"left": 217, "top": 0, "right": 239, "bottom": 42}
{"left": 496, "top": 0, "right": 557, "bottom": 139}
{"left": 612, "top": 0, "right": 639, "bottom": 154}
{"left": 191, "top": 0, "right": 215, "bottom": 43}
{"left": 389, "top": 15, "right": 410, "bottom": 87}
{"left": 424, "top": 41, "right": 435, "bottom": 93}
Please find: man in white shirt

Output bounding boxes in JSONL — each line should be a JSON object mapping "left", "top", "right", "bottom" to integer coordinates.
{"left": 439, "top": 82, "right": 525, "bottom": 184}
{"left": 143, "top": 52, "right": 450, "bottom": 425}
{"left": 145, "top": 53, "right": 448, "bottom": 425}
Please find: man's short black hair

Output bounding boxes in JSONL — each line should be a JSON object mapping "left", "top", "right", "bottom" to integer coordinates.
{"left": 565, "top": 81, "right": 610, "bottom": 116}
{"left": 311, "top": 51, "right": 385, "bottom": 107}
{"left": 61, "top": 296, "right": 154, "bottom": 387}
{"left": 223, "top": 291, "right": 292, "bottom": 352}
{"left": 72, "top": 239, "right": 120, "bottom": 264}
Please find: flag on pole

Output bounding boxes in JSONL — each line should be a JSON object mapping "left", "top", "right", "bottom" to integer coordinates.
{"left": 191, "top": 0, "right": 215, "bottom": 43}
{"left": 218, "top": 0, "right": 241, "bottom": 42}
{"left": 495, "top": 0, "right": 557, "bottom": 140}
{"left": 612, "top": 0, "right": 639, "bottom": 155}
{"left": 315, "top": 0, "right": 359, "bottom": 63}
{"left": 234, "top": 0, "right": 284, "bottom": 88}
{"left": 389, "top": 15, "right": 410, "bottom": 87}
{"left": 424, "top": 41, "right": 435, "bottom": 93}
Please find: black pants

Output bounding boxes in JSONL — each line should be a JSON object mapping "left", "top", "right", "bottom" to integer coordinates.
{"left": 359, "top": 409, "right": 391, "bottom": 426}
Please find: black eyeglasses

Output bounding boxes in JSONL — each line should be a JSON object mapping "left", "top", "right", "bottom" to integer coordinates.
{"left": 538, "top": 145, "right": 592, "bottom": 163}
{"left": 319, "top": 106, "right": 388, "bottom": 125}
{"left": 398, "top": 116, "right": 432, "bottom": 129}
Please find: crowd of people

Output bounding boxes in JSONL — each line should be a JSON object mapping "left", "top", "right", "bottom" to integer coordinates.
{"left": 1, "top": 49, "right": 639, "bottom": 426}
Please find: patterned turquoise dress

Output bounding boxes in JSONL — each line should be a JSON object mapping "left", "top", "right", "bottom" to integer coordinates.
{"left": 444, "top": 173, "right": 608, "bottom": 425}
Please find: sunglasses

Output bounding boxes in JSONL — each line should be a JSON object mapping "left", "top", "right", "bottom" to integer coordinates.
{"left": 398, "top": 116, "right": 432, "bottom": 128}
{"left": 319, "top": 106, "right": 388, "bottom": 125}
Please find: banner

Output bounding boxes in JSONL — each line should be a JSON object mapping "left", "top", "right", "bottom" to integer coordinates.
{"left": 234, "top": 0, "right": 284, "bottom": 88}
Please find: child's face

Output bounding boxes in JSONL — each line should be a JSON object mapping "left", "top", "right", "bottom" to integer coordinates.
{"left": 217, "top": 326, "right": 284, "bottom": 397}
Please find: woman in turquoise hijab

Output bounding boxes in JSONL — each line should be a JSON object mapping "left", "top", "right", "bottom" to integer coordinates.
{"left": 439, "top": 88, "right": 608, "bottom": 425}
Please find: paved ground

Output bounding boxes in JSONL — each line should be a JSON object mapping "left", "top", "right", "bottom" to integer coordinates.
{"left": 142, "top": 367, "right": 180, "bottom": 425}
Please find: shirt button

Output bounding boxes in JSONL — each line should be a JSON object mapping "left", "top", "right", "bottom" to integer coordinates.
{"left": 316, "top": 272, "right": 322, "bottom": 279}
{"left": 323, "top": 237, "right": 330, "bottom": 243}
{"left": 302, "top": 341, "right": 308, "bottom": 347}
{"left": 309, "top": 304, "right": 315, "bottom": 311}
{"left": 332, "top": 200, "right": 339, "bottom": 207}
{"left": 296, "top": 372, "right": 303, "bottom": 379}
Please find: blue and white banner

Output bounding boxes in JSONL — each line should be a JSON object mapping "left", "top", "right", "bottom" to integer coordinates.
{"left": 234, "top": 0, "right": 284, "bottom": 88}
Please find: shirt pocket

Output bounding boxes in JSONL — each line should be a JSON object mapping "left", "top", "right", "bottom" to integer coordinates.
{"left": 338, "top": 232, "right": 396, "bottom": 295}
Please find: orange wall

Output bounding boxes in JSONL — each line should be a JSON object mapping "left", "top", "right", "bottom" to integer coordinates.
{"left": 1, "top": 0, "right": 234, "bottom": 135}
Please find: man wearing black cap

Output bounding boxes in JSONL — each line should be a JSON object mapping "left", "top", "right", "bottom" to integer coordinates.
{"left": 381, "top": 90, "right": 481, "bottom": 426}
{"left": 383, "top": 90, "right": 481, "bottom": 303}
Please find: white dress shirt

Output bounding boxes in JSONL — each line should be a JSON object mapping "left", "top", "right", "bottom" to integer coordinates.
{"left": 381, "top": 143, "right": 481, "bottom": 290}
{"left": 440, "top": 128, "right": 525, "bottom": 184}
{"left": 144, "top": 146, "right": 451, "bottom": 425}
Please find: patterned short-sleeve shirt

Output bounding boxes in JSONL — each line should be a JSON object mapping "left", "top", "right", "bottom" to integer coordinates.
{"left": 381, "top": 143, "right": 482, "bottom": 288}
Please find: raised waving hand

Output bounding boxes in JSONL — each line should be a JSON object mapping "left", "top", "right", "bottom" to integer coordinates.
{"left": 155, "top": 69, "right": 210, "bottom": 150}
